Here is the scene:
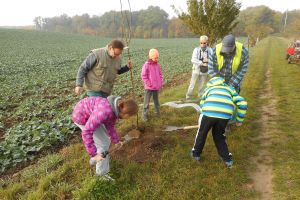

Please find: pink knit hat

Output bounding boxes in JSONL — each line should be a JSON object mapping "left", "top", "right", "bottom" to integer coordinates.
{"left": 148, "top": 48, "right": 159, "bottom": 60}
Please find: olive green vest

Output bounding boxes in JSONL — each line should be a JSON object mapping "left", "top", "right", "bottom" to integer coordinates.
{"left": 84, "top": 47, "right": 121, "bottom": 94}
{"left": 216, "top": 42, "right": 243, "bottom": 74}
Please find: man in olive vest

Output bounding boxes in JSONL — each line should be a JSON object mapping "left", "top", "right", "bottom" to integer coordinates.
{"left": 75, "top": 39, "right": 132, "bottom": 97}
{"left": 208, "top": 34, "right": 249, "bottom": 93}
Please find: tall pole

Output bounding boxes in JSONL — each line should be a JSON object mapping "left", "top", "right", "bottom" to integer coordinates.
{"left": 120, "top": 0, "right": 138, "bottom": 128}
{"left": 284, "top": 10, "right": 288, "bottom": 32}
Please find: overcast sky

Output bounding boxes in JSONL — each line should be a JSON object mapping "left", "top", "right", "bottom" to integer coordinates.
{"left": 0, "top": 0, "right": 299, "bottom": 26}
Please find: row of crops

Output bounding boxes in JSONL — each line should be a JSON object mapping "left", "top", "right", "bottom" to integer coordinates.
{"left": 0, "top": 29, "right": 195, "bottom": 173}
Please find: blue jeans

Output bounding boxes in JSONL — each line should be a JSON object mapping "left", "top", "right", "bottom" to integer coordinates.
{"left": 87, "top": 91, "right": 109, "bottom": 98}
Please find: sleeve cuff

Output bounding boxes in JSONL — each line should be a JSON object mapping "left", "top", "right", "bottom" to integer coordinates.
{"left": 111, "top": 137, "right": 119, "bottom": 144}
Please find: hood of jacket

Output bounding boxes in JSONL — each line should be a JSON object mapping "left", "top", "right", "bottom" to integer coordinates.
{"left": 107, "top": 95, "right": 121, "bottom": 117}
{"left": 206, "top": 77, "right": 225, "bottom": 88}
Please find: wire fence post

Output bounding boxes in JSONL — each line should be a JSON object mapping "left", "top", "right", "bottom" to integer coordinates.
{"left": 120, "top": 0, "right": 138, "bottom": 128}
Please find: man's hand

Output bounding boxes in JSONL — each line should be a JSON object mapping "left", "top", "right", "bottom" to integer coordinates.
{"left": 236, "top": 122, "right": 243, "bottom": 127}
{"left": 75, "top": 86, "right": 82, "bottom": 95}
{"left": 127, "top": 59, "right": 133, "bottom": 69}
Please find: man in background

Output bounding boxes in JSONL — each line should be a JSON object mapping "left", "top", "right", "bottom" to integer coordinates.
{"left": 186, "top": 35, "right": 211, "bottom": 100}
{"left": 208, "top": 34, "right": 249, "bottom": 93}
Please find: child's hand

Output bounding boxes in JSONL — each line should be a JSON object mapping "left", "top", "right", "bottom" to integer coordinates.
{"left": 236, "top": 122, "right": 243, "bottom": 127}
{"left": 92, "top": 154, "right": 105, "bottom": 162}
{"left": 115, "top": 141, "right": 124, "bottom": 149}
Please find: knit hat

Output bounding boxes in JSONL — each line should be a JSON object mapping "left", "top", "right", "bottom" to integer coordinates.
{"left": 221, "top": 34, "right": 236, "bottom": 53}
{"left": 149, "top": 48, "right": 159, "bottom": 60}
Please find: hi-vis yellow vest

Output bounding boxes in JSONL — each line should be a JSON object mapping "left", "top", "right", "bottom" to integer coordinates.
{"left": 216, "top": 42, "right": 243, "bottom": 74}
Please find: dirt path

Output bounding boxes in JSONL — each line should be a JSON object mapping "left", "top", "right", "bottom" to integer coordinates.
{"left": 250, "top": 68, "right": 278, "bottom": 199}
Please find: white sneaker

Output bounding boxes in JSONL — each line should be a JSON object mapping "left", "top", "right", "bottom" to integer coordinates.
{"left": 102, "top": 174, "right": 115, "bottom": 182}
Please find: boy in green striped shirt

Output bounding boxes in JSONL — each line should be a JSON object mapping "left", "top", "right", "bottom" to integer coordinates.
{"left": 191, "top": 77, "right": 247, "bottom": 168}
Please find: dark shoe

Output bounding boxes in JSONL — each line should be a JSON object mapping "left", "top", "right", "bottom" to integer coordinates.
{"left": 224, "top": 160, "right": 233, "bottom": 168}
{"left": 228, "top": 152, "right": 233, "bottom": 160}
{"left": 220, "top": 152, "right": 233, "bottom": 161}
{"left": 220, "top": 153, "right": 233, "bottom": 168}
{"left": 190, "top": 151, "right": 200, "bottom": 161}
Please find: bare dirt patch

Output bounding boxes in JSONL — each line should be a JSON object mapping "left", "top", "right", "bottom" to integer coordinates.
{"left": 250, "top": 68, "right": 277, "bottom": 199}
{"left": 111, "top": 129, "right": 174, "bottom": 163}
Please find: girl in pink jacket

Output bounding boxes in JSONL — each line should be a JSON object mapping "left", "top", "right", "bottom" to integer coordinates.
{"left": 72, "top": 96, "right": 138, "bottom": 179}
{"left": 141, "top": 48, "right": 163, "bottom": 121}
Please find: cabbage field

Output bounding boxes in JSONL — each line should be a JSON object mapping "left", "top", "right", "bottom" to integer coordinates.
{"left": 0, "top": 29, "right": 196, "bottom": 173}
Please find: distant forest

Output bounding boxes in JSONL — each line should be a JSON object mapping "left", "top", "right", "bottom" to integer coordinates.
{"left": 33, "top": 6, "right": 300, "bottom": 39}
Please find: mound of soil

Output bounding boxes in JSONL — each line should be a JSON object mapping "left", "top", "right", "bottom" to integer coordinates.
{"left": 111, "top": 129, "right": 174, "bottom": 163}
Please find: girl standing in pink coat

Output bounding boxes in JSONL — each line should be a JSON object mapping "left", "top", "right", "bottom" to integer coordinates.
{"left": 141, "top": 48, "right": 163, "bottom": 121}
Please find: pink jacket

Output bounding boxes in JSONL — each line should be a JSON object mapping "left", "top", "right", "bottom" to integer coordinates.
{"left": 141, "top": 59, "right": 163, "bottom": 90}
{"left": 72, "top": 97, "right": 119, "bottom": 157}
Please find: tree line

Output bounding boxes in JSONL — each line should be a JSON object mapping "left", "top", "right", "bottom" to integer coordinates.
{"left": 34, "top": 6, "right": 193, "bottom": 38}
{"left": 233, "top": 6, "right": 300, "bottom": 45}
{"left": 33, "top": 4, "right": 300, "bottom": 41}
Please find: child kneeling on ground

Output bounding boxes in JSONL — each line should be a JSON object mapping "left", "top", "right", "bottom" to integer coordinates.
{"left": 72, "top": 96, "right": 138, "bottom": 180}
{"left": 191, "top": 77, "right": 247, "bottom": 168}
